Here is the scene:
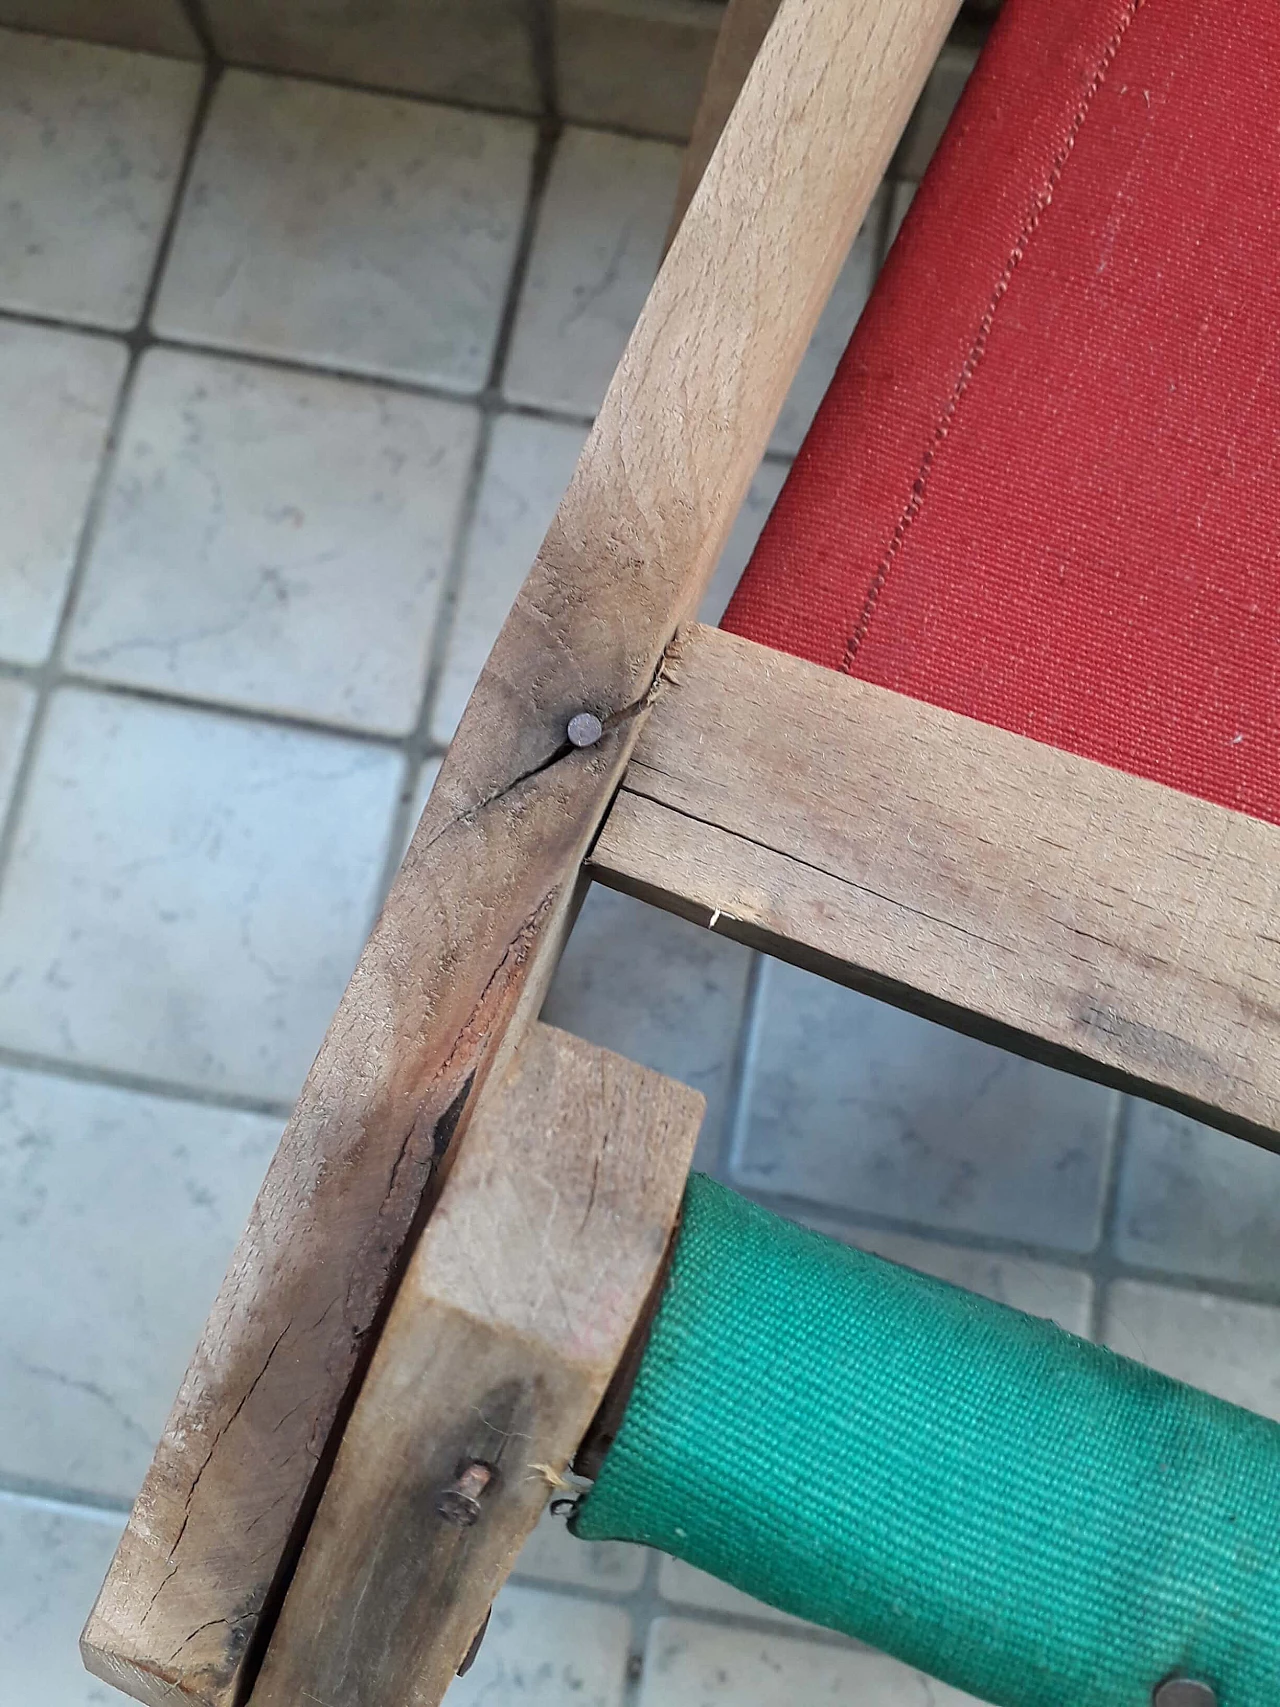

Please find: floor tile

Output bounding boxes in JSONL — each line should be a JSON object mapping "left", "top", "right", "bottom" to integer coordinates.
{"left": 700, "top": 458, "right": 789, "bottom": 626}
{"left": 658, "top": 1557, "right": 808, "bottom": 1628}
{"left": 821, "top": 1224, "right": 1094, "bottom": 1336}
{"left": 733, "top": 961, "right": 1116, "bottom": 1252}
{"left": 770, "top": 189, "right": 885, "bottom": 456}
{"left": 430, "top": 413, "right": 587, "bottom": 745}
{"left": 69, "top": 350, "right": 480, "bottom": 733}
{"left": 0, "top": 687, "right": 401, "bottom": 1101}
{"left": 637, "top": 1618, "right": 985, "bottom": 1706}
{"left": 200, "top": 0, "right": 538, "bottom": 112}
{"left": 543, "top": 886, "right": 752, "bottom": 1171}
{"left": 504, "top": 128, "right": 682, "bottom": 417}
{"left": 512, "top": 1507, "right": 647, "bottom": 1595}
{"left": 0, "top": 1066, "right": 278, "bottom": 1501}
{"left": 0, "top": 679, "right": 36, "bottom": 815}
{"left": 886, "top": 179, "right": 917, "bottom": 251}
{"left": 556, "top": 0, "right": 720, "bottom": 141}
{"left": 0, "top": 323, "right": 126, "bottom": 667}
{"left": 445, "top": 1583, "right": 631, "bottom": 1706}
{"left": 1103, "top": 1280, "right": 1280, "bottom": 1422}
{"left": 1113, "top": 1101, "right": 1280, "bottom": 1290}
{"left": 155, "top": 71, "right": 535, "bottom": 390}
{"left": 0, "top": 0, "right": 199, "bottom": 56}
{"left": 0, "top": 1492, "right": 124, "bottom": 1707}
{"left": 0, "top": 31, "right": 201, "bottom": 329}
{"left": 895, "top": 42, "right": 978, "bottom": 181}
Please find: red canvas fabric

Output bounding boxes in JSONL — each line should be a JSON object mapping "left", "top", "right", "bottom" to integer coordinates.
{"left": 723, "top": 0, "right": 1280, "bottom": 825}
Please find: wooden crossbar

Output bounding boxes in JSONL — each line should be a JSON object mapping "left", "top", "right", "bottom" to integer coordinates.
{"left": 592, "top": 625, "right": 1280, "bottom": 1150}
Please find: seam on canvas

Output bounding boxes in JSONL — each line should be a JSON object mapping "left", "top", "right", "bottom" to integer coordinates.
{"left": 841, "top": 0, "right": 1146, "bottom": 672}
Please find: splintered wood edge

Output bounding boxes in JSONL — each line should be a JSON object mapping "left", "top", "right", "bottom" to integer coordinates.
{"left": 248, "top": 1023, "right": 704, "bottom": 1707}
{"left": 592, "top": 624, "right": 1280, "bottom": 1149}
{"left": 81, "top": 4, "right": 960, "bottom": 1702}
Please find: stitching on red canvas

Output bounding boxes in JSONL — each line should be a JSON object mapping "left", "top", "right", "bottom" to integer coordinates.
{"left": 841, "top": 0, "right": 1146, "bottom": 673}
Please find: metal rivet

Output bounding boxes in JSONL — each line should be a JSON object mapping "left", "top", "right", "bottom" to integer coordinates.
{"left": 567, "top": 711, "right": 604, "bottom": 748}
{"left": 1153, "top": 1680, "right": 1217, "bottom": 1707}
{"left": 437, "top": 1460, "right": 494, "bottom": 1527}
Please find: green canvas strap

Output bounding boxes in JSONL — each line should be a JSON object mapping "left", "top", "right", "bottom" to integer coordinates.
{"left": 573, "top": 1175, "right": 1280, "bottom": 1707}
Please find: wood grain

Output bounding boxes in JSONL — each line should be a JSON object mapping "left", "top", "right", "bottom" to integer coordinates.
{"left": 666, "top": 0, "right": 782, "bottom": 248}
{"left": 249, "top": 1022, "right": 703, "bottom": 1707}
{"left": 592, "top": 624, "right": 1280, "bottom": 1148}
{"left": 82, "top": 5, "right": 960, "bottom": 1700}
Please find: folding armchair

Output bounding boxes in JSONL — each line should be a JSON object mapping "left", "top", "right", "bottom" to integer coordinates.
{"left": 82, "top": 0, "right": 1280, "bottom": 1703}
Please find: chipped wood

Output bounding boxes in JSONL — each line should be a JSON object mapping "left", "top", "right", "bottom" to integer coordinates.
{"left": 592, "top": 624, "right": 1280, "bottom": 1148}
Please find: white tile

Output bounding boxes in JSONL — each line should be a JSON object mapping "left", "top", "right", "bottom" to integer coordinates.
{"left": 770, "top": 190, "right": 884, "bottom": 456}
{"left": 1114, "top": 1101, "right": 1280, "bottom": 1289}
{"left": 637, "top": 1618, "right": 986, "bottom": 1706}
{"left": 0, "top": 1067, "right": 278, "bottom": 1501}
{"left": 155, "top": 72, "right": 535, "bottom": 391}
{"left": 400, "top": 756, "right": 444, "bottom": 859}
{"left": 885, "top": 180, "right": 917, "bottom": 251}
{"left": 734, "top": 961, "right": 1116, "bottom": 1252}
{"left": 896, "top": 43, "right": 978, "bottom": 181}
{"left": 543, "top": 886, "right": 752, "bottom": 1171}
{"left": 1103, "top": 1280, "right": 1280, "bottom": 1422}
{"left": 444, "top": 1584, "right": 631, "bottom": 1707}
{"left": 0, "top": 31, "right": 201, "bottom": 329}
{"left": 658, "top": 1557, "right": 808, "bottom": 1628}
{"left": 200, "top": 0, "right": 538, "bottom": 112}
{"left": 0, "top": 323, "right": 126, "bottom": 667}
{"left": 0, "top": 1492, "right": 125, "bottom": 1707}
{"left": 0, "top": 687, "right": 401, "bottom": 1101}
{"left": 816, "top": 1224, "right": 1094, "bottom": 1337}
{"left": 556, "top": 0, "right": 721, "bottom": 142}
{"left": 0, "top": 678, "right": 36, "bottom": 814}
{"left": 699, "top": 458, "right": 789, "bottom": 626}
{"left": 0, "top": 0, "right": 200, "bottom": 56}
{"left": 69, "top": 350, "right": 480, "bottom": 733}
{"left": 431, "top": 414, "right": 586, "bottom": 745}
{"left": 512, "top": 1507, "right": 647, "bottom": 1595}
{"left": 505, "top": 128, "right": 682, "bottom": 416}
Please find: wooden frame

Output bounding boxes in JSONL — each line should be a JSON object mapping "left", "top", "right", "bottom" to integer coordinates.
{"left": 84, "top": 0, "right": 1279, "bottom": 1700}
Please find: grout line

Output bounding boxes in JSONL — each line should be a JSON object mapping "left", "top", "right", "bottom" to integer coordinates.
{"left": 0, "top": 1476, "right": 131, "bottom": 1521}
{"left": 530, "top": 0, "right": 561, "bottom": 119}
{"left": 0, "top": 1039, "right": 293, "bottom": 1119}
{"left": 173, "top": 0, "right": 218, "bottom": 61}
{"left": 713, "top": 950, "right": 765, "bottom": 1185}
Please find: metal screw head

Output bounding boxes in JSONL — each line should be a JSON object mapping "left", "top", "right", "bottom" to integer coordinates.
{"left": 567, "top": 711, "right": 604, "bottom": 748}
{"left": 1153, "top": 1680, "right": 1217, "bottom": 1707}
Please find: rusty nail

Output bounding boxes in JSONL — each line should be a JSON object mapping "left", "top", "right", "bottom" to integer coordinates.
{"left": 437, "top": 1460, "right": 495, "bottom": 1527}
{"left": 567, "top": 711, "right": 603, "bottom": 748}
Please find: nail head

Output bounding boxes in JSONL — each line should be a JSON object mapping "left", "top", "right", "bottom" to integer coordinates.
{"left": 1154, "top": 1681, "right": 1217, "bottom": 1707}
{"left": 567, "top": 712, "right": 604, "bottom": 748}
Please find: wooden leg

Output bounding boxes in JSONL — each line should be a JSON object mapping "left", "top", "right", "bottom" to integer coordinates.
{"left": 246, "top": 1024, "right": 703, "bottom": 1707}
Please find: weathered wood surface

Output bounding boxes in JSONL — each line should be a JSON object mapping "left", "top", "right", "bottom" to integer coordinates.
{"left": 249, "top": 1023, "right": 703, "bottom": 1707}
{"left": 666, "top": 0, "right": 782, "bottom": 248}
{"left": 592, "top": 624, "right": 1280, "bottom": 1148}
{"left": 82, "top": 3, "right": 961, "bottom": 1700}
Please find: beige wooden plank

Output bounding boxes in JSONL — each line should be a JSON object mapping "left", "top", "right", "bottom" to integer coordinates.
{"left": 591, "top": 624, "right": 1280, "bottom": 1148}
{"left": 249, "top": 1022, "right": 702, "bottom": 1707}
{"left": 81, "top": 5, "right": 962, "bottom": 1700}
{"left": 666, "top": 0, "right": 782, "bottom": 248}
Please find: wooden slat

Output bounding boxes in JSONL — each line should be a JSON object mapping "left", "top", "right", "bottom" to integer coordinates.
{"left": 591, "top": 624, "right": 1280, "bottom": 1148}
{"left": 82, "top": 4, "right": 961, "bottom": 1701}
{"left": 666, "top": 0, "right": 782, "bottom": 247}
{"left": 248, "top": 1022, "right": 702, "bottom": 1707}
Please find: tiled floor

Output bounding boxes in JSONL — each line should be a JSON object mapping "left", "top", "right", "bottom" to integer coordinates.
{"left": 2, "top": 17, "right": 1279, "bottom": 1707}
